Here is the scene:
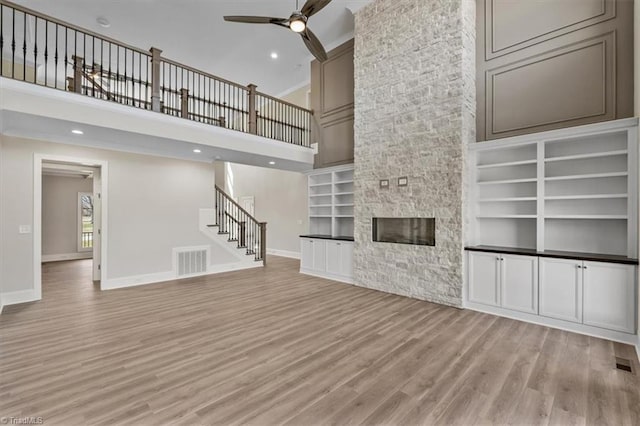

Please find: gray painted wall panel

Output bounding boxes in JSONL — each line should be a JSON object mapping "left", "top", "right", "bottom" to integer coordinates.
{"left": 477, "top": 0, "right": 633, "bottom": 141}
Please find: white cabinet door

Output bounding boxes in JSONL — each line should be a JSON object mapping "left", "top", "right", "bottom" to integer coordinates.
{"left": 325, "top": 241, "right": 342, "bottom": 275}
{"left": 312, "top": 239, "right": 326, "bottom": 271}
{"left": 300, "top": 239, "right": 314, "bottom": 270}
{"left": 468, "top": 252, "right": 501, "bottom": 307}
{"left": 539, "top": 258, "right": 583, "bottom": 323}
{"left": 583, "top": 262, "right": 636, "bottom": 333}
{"left": 501, "top": 254, "right": 538, "bottom": 314}
{"left": 340, "top": 242, "right": 354, "bottom": 278}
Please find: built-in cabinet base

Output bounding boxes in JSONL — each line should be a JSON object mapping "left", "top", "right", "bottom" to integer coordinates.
{"left": 466, "top": 249, "right": 638, "bottom": 343}
{"left": 300, "top": 237, "right": 354, "bottom": 284}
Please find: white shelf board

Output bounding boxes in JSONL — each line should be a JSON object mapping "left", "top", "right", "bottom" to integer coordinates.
{"left": 477, "top": 178, "right": 537, "bottom": 185}
{"left": 477, "top": 215, "right": 537, "bottom": 219}
{"left": 478, "top": 197, "right": 537, "bottom": 203}
{"left": 309, "top": 194, "right": 333, "bottom": 198}
{"left": 476, "top": 159, "right": 537, "bottom": 169}
{"left": 310, "top": 215, "right": 332, "bottom": 218}
{"left": 310, "top": 204, "right": 333, "bottom": 208}
{"left": 544, "top": 150, "right": 628, "bottom": 163}
{"left": 544, "top": 172, "right": 628, "bottom": 181}
{"left": 335, "top": 204, "right": 355, "bottom": 207}
{"left": 309, "top": 183, "right": 333, "bottom": 188}
{"left": 334, "top": 180, "right": 354, "bottom": 185}
{"left": 545, "top": 215, "right": 628, "bottom": 220}
{"left": 334, "top": 192, "right": 354, "bottom": 196}
{"left": 335, "top": 215, "right": 354, "bottom": 218}
{"left": 544, "top": 194, "right": 628, "bottom": 200}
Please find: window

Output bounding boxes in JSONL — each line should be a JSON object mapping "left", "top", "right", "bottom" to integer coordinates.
{"left": 78, "top": 192, "right": 94, "bottom": 252}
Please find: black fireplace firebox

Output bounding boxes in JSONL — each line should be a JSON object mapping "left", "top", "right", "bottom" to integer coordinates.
{"left": 372, "top": 218, "right": 435, "bottom": 246}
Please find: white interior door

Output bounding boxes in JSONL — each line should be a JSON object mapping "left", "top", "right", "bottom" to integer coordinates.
{"left": 92, "top": 168, "right": 102, "bottom": 282}
{"left": 239, "top": 196, "right": 255, "bottom": 216}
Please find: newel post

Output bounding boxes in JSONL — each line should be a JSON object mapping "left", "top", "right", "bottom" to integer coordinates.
{"left": 260, "top": 222, "right": 267, "bottom": 265}
{"left": 247, "top": 83, "right": 258, "bottom": 135}
{"left": 180, "top": 88, "right": 189, "bottom": 119}
{"left": 71, "top": 55, "right": 84, "bottom": 93}
{"left": 150, "top": 47, "right": 163, "bottom": 112}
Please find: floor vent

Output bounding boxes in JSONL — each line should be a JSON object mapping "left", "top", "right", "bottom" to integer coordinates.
{"left": 175, "top": 247, "right": 208, "bottom": 277}
{"left": 615, "top": 357, "right": 633, "bottom": 373}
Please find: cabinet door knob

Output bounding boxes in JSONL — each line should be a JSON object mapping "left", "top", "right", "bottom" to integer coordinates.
{"left": 577, "top": 265, "right": 582, "bottom": 269}
{"left": 337, "top": 243, "right": 341, "bottom": 246}
{"left": 583, "top": 266, "right": 588, "bottom": 270}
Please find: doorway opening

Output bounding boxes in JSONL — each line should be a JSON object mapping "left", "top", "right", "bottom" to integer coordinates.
{"left": 34, "top": 155, "right": 108, "bottom": 300}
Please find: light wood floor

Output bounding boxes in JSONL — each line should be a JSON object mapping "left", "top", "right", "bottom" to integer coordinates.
{"left": 1, "top": 257, "right": 638, "bottom": 426}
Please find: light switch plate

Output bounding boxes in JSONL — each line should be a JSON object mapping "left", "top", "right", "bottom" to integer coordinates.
{"left": 19, "top": 225, "right": 31, "bottom": 234}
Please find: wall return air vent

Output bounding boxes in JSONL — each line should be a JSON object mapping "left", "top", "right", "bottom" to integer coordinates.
{"left": 174, "top": 246, "right": 209, "bottom": 278}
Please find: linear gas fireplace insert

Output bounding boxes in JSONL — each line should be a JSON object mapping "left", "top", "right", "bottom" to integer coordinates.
{"left": 372, "top": 217, "right": 435, "bottom": 246}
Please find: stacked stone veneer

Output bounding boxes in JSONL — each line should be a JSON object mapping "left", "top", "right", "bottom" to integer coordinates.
{"left": 353, "top": 0, "right": 475, "bottom": 308}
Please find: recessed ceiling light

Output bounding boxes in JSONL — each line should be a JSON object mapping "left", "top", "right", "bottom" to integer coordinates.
{"left": 71, "top": 129, "right": 84, "bottom": 135}
{"left": 269, "top": 161, "right": 276, "bottom": 165}
{"left": 271, "top": 52, "right": 279, "bottom": 59}
{"left": 193, "top": 149, "right": 202, "bottom": 153}
{"left": 96, "top": 17, "right": 111, "bottom": 28}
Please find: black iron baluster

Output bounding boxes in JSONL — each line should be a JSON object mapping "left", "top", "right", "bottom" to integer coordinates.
{"left": 0, "top": 5, "right": 4, "bottom": 77}
{"left": 33, "top": 16, "right": 38, "bottom": 84}
{"left": 11, "top": 8, "right": 15, "bottom": 78}
{"left": 22, "top": 11, "right": 26, "bottom": 81}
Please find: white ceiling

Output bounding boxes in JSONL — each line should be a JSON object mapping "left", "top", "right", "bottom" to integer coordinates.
{"left": 12, "top": 0, "right": 370, "bottom": 95}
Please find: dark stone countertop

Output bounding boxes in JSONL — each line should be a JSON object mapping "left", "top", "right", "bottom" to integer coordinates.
{"left": 300, "top": 235, "right": 355, "bottom": 242}
{"left": 465, "top": 245, "right": 638, "bottom": 265}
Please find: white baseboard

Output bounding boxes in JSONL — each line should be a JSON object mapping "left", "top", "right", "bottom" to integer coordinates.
{"left": 103, "top": 262, "right": 263, "bottom": 291}
{"left": 267, "top": 249, "right": 300, "bottom": 260}
{"left": 300, "top": 268, "right": 353, "bottom": 284}
{"left": 465, "top": 300, "right": 638, "bottom": 346}
{"left": 42, "top": 252, "right": 93, "bottom": 263}
{"left": 636, "top": 341, "right": 640, "bottom": 364}
{"left": 1, "top": 289, "right": 40, "bottom": 307}
{"left": 102, "top": 271, "right": 175, "bottom": 290}
{"left": 208, "top": 262, "right": 263, "bottom": 274}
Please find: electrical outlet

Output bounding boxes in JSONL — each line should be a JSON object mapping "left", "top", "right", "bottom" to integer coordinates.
{"left": 19, "top": 225, "right": 31, "bottom": 234}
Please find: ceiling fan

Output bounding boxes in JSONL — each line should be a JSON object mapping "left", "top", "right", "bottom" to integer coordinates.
{"left": 224, "top": 0, "right": 331, "bottom": 62}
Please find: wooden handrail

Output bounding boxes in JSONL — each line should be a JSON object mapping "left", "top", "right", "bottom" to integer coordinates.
{"left": 256, "top": 91, "right": 313, "bottom": 114}
{"left": 224, "top": 211, "right": 246, "bottom": 225}
{"left": 215, "top": 185, "right": 260, "bottom": 222}
{"left": 0, "top": 0, "right": 151, "bottom": 56}
{"left": 161, "top": 57, "right": 251, "bottom": 92}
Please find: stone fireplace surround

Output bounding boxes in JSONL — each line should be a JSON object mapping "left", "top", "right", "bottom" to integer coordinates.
{"left": 352, "top": 0, "right": 475, "bottom": 308}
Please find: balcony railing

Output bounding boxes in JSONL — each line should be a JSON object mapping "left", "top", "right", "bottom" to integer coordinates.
{"left": 0, "top": 0, "right": 313, "bottom": 147}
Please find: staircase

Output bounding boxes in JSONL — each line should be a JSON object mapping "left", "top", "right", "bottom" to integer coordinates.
{"left": 210, "top": 185, "right": 267, "bottom": 265}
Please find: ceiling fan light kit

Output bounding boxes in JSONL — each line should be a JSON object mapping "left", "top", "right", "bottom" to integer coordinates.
{"left": 223, "top": 0, "right": 331, "bottom": 62}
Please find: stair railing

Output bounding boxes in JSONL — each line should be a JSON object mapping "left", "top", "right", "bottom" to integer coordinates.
{"left": 215, "top": 185, "right": 266, "bottom": 264}
{"left": 0, "top": 0, "right": 313, "bottom": 147}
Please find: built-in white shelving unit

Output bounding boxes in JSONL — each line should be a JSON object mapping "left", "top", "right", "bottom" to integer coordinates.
{"left": 468, "top": 118, "right": 639, "bottom": 257}
{"left": 307, "top": 165, "right": 355, "bottom": 238}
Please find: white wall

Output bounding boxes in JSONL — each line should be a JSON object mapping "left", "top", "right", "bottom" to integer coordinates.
{"left": 224, "top": 162, "right": 308, "bottom": 256}
{"left": 42, "top": 175, "right": 93, "bottom": 257}
{"left": 0, "top": 135, "right": 220, "bottom": 296}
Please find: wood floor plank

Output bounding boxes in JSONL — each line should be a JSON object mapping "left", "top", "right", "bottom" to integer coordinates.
{"left": 0, "top": 257, "right": 637, "bottom": 426}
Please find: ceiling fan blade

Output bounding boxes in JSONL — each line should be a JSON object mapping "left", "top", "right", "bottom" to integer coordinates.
{"left": 301, "top": 28, "right": 328, "bottom": 62}
{"left": 224, "top": 16, "right": 289, "bottom": 27}
{"left": 301, "top": 0, "right": 332, "bottom": 17}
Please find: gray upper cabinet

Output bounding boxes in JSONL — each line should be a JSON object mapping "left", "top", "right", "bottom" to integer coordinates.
{"left": 477, "top": 0, "right": 633, "bottom": 141}
{"left": 311, "top": 39, "right": 354, "bottom": 168}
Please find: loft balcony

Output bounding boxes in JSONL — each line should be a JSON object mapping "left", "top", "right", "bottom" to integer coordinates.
{"left": 0, "top": 0, "right": 315, "bottom": 170}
